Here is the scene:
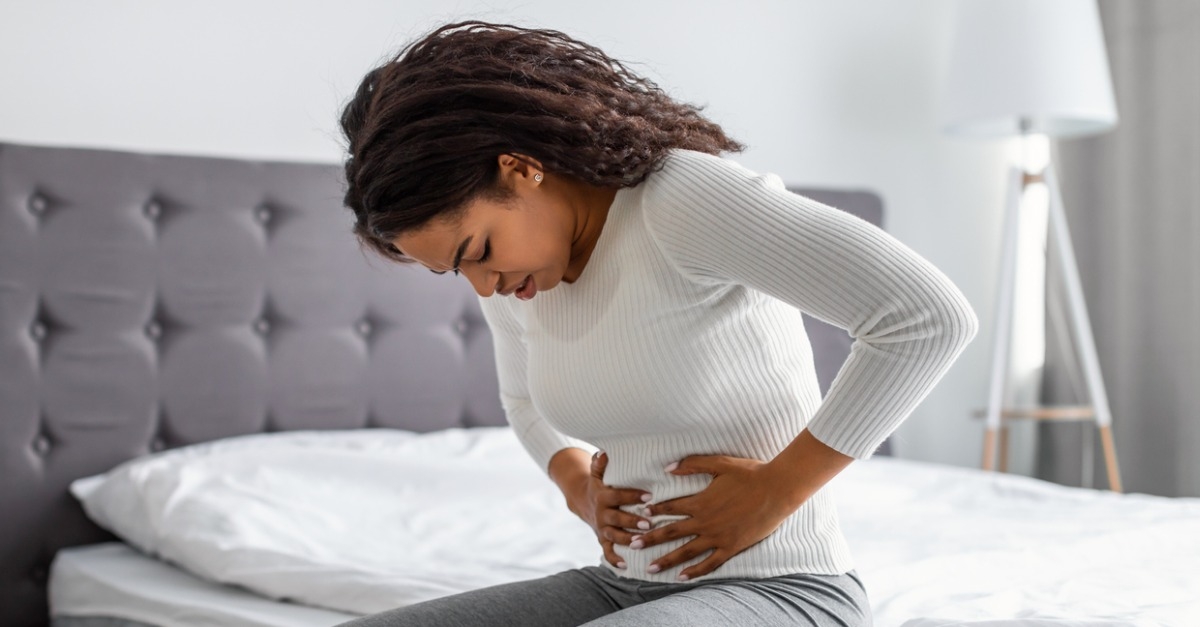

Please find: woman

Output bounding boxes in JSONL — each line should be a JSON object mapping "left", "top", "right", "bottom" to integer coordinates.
{"left": 337, "top": 20, "right": 977, "bottom": 627}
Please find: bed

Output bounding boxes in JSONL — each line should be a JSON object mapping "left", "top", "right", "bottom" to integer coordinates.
{"left": 2, "top": 141, "right": 1197, "bottom": 627}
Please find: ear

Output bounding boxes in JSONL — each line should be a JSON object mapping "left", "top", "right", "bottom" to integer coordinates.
{"left": 497, "top": 153, "right": 544, "bottom": 186}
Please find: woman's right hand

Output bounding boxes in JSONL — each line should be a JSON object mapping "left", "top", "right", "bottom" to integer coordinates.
{"left": 568, "top": 451, "right": 653, "bottom": 569}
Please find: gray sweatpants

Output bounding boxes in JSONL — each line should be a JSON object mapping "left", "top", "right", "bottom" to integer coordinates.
{"left": 335, "top": 565, "right": 872, "bottom": 626}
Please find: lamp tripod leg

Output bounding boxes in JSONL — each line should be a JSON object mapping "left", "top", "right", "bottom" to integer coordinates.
{"left": 1044, "top": 164, "right": 1123, "bottom": 492}
{"left": 983, "top": 166, "right": 1026, "bottom": 471}
{"left": 1100, "top": 424, "right": 1123, "bottom": 493}
{"left": 983, "top": 428, "right": 998, "bottom": 471}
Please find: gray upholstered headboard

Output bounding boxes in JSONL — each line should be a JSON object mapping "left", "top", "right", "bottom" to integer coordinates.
{"left": 0, "top": 141, "right": 885, "bottom": 626}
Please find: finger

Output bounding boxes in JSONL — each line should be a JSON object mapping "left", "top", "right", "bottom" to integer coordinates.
{"left": 665, "top": 454, "right": 734, "bottom": 477}
{"left": 601, "top": 487, "right": 653, "bottom": 508}
{"left": 646, "top": 538, "right": 713, "bottom": 575}
{"left": 631, "top": 519, "right": 696, "bottom": 549}
{"left": 591, "top": 451, "right": 608, "bottom": 479}
{"left": 599, "top": 507, "right": 651, "bottom": 532}
{"left": 601, "top": 525, "right": 639, "bottom": 546}
{"left": 600, "top": 538, "right": 626, "bottom": 570}
{"left": 645, "top": 494, "right": 700, "bottom": 517}
{"left": 677, "top": 548, "right": 731, "bottom": 581}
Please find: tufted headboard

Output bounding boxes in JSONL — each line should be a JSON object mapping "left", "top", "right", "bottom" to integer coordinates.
{"left": 0, "top": 141, "right": 885, "bottom": 626}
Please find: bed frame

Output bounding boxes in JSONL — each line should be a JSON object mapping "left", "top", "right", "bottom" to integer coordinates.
{"left": 0, "top": 140, "right": 885, "bottom": 626}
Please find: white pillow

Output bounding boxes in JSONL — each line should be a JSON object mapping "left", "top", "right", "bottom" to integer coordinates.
{"left": 71, "top": 427, "right": 600, "bottom": 615}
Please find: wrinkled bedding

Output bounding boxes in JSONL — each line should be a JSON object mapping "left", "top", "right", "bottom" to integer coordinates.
{"left": 54, "top": 427, "right": 1200, "bottom": 626}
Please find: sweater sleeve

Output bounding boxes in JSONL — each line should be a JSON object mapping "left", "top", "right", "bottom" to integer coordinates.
{"left": 640, "top": 150, "right": 979, "bottom": 459}
{"left": 477, "top": 294, "right": 598, "bottom": 474}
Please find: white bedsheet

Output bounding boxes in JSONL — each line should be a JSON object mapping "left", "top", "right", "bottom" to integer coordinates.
{"left": 54, "top": 427, "right": 1200, "bottom": 626}
{"left": 836, "top": 458, "right": 1200, "bottom": 626}
{"left": 50, "top": 542, "right": 358, "bottom": 627}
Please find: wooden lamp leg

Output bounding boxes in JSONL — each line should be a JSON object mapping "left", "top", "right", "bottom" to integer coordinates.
{"left": 1099, "top": 425, "right": 1123, "bottom": 492}
{"left": 983, "top": 427, "right": 999, "bottom": 471}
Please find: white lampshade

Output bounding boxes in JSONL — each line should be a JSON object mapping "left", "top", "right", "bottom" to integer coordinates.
{"left": 941, "top": 0, "right": 1118, "bottom": 139}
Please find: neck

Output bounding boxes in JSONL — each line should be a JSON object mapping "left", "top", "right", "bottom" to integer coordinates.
{"left": 563, "top": 183, "right": 618, "bottom": 283}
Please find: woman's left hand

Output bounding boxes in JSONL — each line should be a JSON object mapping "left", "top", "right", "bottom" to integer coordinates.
{"left": 635, "top": 455, "right": 809, "bottom": 581}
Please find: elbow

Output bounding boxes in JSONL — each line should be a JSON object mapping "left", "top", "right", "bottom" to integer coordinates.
{"left": 962, "top": 300, "right": 981, "bottom": 345}
{"left": 860, "top": 289, "right": 979, "bottom": 359}
{"left": 933, "top": 288, "right": 979, "bottom": 358}
{"left": 853, "top": 287, "right": 978, "bottom": 348}
{"left": 951, "top": 283, "right": 980, "bottom": 342}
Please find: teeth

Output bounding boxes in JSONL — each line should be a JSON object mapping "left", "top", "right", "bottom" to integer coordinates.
{"left": 507, "top": 276, "right": 528, "bottom": 297}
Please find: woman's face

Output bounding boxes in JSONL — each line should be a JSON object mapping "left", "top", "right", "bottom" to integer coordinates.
{"left": 394, "top": 154, "right": 606, "bottom": 300}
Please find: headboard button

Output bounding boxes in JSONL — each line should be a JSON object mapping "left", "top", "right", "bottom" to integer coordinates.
{"left": 254, "top": 205, "right": 272, "bottom": 225}
{"left": 28, "top": 194, "right": 48, "bottom": 215}
{"left": 144, "top": 200, "right": 163, "bottom": 219}
{"left": 454, "top": 320, "right": 469, "bottom": 335}
{"left": 354, "top": 320, "right": 372, "bottom": 337}
{"left": 32, "top": 435, "right": 51, "bottom": 456}
{"left": 253, "top": 318, "right": 271, "bottom": 336}
{"left": 144, "top": 321, "right": 163, "bottom": 340}
{"left": 30, "top": 322, "right": 47, "bottom": 341}
{"left": 150, "top": 437, "right": 166, "bottom": 452}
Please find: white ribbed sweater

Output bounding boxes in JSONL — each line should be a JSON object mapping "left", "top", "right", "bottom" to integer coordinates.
{"left": 477, "top": 149, "right": 978, "bottom": 582}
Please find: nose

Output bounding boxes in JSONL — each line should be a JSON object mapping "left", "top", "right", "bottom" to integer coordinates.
{"left": 462, "top": 265, "right": 500, "bottom": 298}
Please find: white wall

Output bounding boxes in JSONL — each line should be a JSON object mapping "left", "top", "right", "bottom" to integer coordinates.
{"left": 0, "top": 0, "right": 1025, "bottom": 471}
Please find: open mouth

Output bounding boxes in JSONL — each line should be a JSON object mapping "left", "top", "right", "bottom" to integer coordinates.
{"left": 514, "top": 275, "right": 537, "bottom": 300}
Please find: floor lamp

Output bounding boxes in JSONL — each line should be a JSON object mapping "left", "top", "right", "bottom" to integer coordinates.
{"left": 941, "top": 0, "right": 1123, "bottom": 491}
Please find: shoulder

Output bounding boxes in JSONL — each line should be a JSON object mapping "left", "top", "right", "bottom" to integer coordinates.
{"left": 642, "top": 149, "right": 788, "bottom": 207}
{"left": 658, "top": 147, "right": 724, "bottom": 169}
{"left": 648, "top": 148, "right": 740, "bottom": 185}
{"left": 639, "top": 149, "right": 788, "bottom": 230}
{"left": 636, "top": 150, "right": 788, "bottom": 285}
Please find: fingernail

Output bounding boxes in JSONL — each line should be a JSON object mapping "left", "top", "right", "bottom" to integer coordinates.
{"left": 616, "top": 561, "right": 627, "bottom": 569}
{"left": 641, "top": 493, "right": 652, "bottom": 503}
{"left": 630, "top": 536, "right": 644, "bottom": 550}
{"left": 677, "top": 574, "right": 689, "bottom": 582}
{"left": 637, "top": 520, "right": 650, "bottom": 530}
{"left": 647, "top": 563, "right": 661, "bottom": 574}
{"left": 664, "top": 462, "right": 678, "bottom": 472}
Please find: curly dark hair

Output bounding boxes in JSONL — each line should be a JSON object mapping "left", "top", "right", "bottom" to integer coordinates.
{"left": 339, "top": 20, "right": 745, "bottom": 263}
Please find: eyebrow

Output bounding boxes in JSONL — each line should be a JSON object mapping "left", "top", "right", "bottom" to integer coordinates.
{"left": 430, "top": 236, "right": 472, "bottom": 275}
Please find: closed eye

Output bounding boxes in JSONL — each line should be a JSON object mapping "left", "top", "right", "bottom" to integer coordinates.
{"left": 431, "top": 240, "right": 489, "bottom": 277}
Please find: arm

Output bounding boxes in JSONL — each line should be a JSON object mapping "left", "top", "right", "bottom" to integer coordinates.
{"left": 547, "top": 447, "right": 592, "bottom": 510}
{"left": 477, "top": 295, "right": 597, "bottom": 472}
{"left": 478, "top": 297, "right": 650, "bottom": 566}
{"left": 641, "top": 150, "right": 979, "bottom": 460}
{"left": 634, "top": 150, "right": 978, "bottom": 578}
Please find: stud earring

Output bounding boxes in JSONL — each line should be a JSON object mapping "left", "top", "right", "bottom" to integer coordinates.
{"left": 534, "top": 173, "right": 543, "bottom": 182}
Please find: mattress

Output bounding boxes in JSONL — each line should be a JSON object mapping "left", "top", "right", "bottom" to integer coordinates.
{"left": 49, "top": 543, "right": 359, "bottom": 627}
{"left": 49, "top": 431, "right": 1200, "bottom": 627}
